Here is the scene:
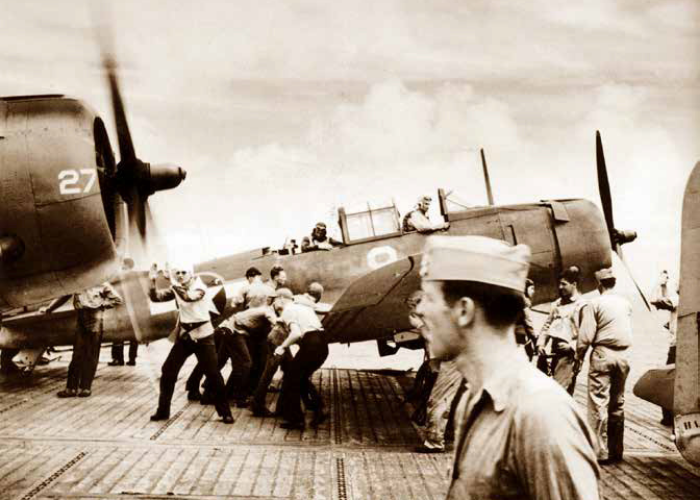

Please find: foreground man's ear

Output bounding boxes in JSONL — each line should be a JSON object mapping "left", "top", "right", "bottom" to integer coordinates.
{"left": 456, "top": 297, "right": 475, "bottom": 328}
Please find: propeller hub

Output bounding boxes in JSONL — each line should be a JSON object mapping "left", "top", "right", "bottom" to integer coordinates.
{"left": 146, "top": 163, "right": 187, "bottom": 196}
{"left": 614, "top": 229, "right": 637, "bottom": 246}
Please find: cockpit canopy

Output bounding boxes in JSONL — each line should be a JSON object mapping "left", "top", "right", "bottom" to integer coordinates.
{"left": 338, "top": 202, "right": 402, "bottom": 245}
{"left": 264, "top": 188, "right": 474, "bottom": 255}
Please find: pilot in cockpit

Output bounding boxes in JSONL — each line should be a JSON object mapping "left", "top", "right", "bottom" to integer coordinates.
{"left": 309, "top": 222, "right": 342, "bottom": 250}
{"left": 402, "top": 195, "right": 450, "bottom": 233}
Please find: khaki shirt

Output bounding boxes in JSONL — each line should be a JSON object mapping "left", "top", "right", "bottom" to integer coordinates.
{"left": 222, "top": 305, "right": 278, "bottom": 338}
{"left": 448, "top": 355, "right": 600, "bottom": 500}
{"left": 540, "top": 295, "right": 587, "bottom": 354}
{"left": 577, "top": 292, "right": 632, "bottom": 359}
{"left": 236, "top": 281, "right": 275, "bottom": 309}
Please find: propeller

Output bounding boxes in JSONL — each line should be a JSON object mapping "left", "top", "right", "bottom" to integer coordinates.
{"left": 99, "top": 43, "right": 186, "bottom": 263}
{"left": 596, "top": 131, "right": 650, "bottom": 310}
{"left": 94, "top": 24, "right": 185, "bottom": 342}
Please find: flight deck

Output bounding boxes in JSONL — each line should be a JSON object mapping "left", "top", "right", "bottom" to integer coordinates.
{"left": 0, "top": 333, "right": 698, "bottom": 500}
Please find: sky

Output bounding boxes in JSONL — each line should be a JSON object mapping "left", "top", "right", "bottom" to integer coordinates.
{"left": 1, "top": 0, "right": 698, "bottom": 293}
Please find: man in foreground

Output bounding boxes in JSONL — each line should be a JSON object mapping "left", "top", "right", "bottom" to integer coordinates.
{"left": 416, "top": 235, "right": 599, "bottom": 500}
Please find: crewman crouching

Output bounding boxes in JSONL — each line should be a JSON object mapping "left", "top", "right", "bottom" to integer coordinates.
{"left": 274, "top": 286, "right": 329, "bottom": 429}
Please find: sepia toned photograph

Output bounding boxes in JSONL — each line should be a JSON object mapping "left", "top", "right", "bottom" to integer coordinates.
{"left": 0, "top": 1, "right": 698, "bottom": 499}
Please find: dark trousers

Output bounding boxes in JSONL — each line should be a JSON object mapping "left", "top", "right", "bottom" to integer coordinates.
{"left": 219, "top": 334, "right": 253, "bottom": 401}
{"left": 185, "top": 328, "right": 223, "bottom": 393}
{"left": 157, "top": 334, "right": 231, "bottom": 418}
{"left": 252, "top": 343, "right": 289, "bottom": 412}
{"left": 111, "top": 341, "right": 138, "bottom": 363}
{"left": 661, "top": 345, "right": 677, "bottom": 424}
{"left": 277, "top": 330, "right": 329, "bottom": 424}
{"left": 245, "top": 335, "right": 269, "bottom": 396}
{"left": 67, "top": 309, "right": 103, "bottom": 391}
{"left": 551, "top": 351, "right": 578, "bottom": 396}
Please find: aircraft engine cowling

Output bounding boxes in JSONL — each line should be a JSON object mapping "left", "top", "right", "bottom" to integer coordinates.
{"left": 0, "top": 96, "right": 122, "bottom": 308}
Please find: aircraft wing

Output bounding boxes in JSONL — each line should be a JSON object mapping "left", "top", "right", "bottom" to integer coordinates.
{"left": 322, "top": 254, "right": 423, "bottom": 344}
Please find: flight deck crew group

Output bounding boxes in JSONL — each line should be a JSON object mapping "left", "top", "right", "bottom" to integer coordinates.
{"left": 47, "top": 193, "right": 639, "bottom": 498}
{"left": 148, "top": 258, "right": 331, "bottom": 431}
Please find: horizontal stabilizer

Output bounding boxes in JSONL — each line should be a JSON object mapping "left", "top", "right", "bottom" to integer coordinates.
{"left": 633, "top": 366, "right": 675, "bottom": 411}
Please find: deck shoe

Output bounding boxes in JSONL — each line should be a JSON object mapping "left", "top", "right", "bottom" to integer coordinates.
{"left": 413, "top": 445, "right": 445, "bottom": 454}
{"left": 280, "top": 421, "right": 305, "bottom": 431}
{"left": 252, "top": 407, "right": 275, "bottom": 418}
{"left": 150, "top": 411, "right": 170, "bottom": 421}
{"left": 310, "top": 412, "right": 328, "bottom": 428}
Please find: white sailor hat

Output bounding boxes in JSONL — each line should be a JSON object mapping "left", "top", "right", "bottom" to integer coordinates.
{"left": 421, "top": 235, "right": 531, "bottom": 292}
{"left": 595, "top": 267, "right": 615, "bottom": 281}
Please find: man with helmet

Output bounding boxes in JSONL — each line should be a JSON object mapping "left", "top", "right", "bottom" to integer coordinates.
{"left": 402, "top": 195, "right": 449, "bottom": 233}
{"left": 148, "top": 262, "right": 233, "bottom": 424}
{"left": 310, "top": 222, "right": 342, "bottom": 250}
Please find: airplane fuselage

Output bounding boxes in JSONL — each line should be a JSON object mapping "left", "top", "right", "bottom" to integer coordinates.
{"left": 0, "top": 197, "right": 612, "bottom": 349}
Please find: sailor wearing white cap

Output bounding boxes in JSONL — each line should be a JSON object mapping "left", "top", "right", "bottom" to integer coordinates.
{"left": 148, "top": 262, "right": 233, "bottom": 424}
{"left": 576, "top": 267, "right": 632, "bottom": 465}
{"left": 416, "top": 236, "right": 599, "bottom": 500}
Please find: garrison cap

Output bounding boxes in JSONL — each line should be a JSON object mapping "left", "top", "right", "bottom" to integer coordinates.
{"left": 421, "top": 235, "right": 531, "bottom": 292}
{"left": 595, "top": 267, "right": 615, "bottom": 281}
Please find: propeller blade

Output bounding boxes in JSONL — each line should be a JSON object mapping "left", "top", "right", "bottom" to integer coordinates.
{"left": 119, "top": 270, "right": 149, "bottom": 343}
{"left": 125, "top": 187, "right": 148, "bottom": 265}
{"left": 617, "top": 253, "right": 652, "bottom": 311}
{"left": 145, "top": 202, "right": 169, "bottom": 264}
{"left": 596, "top": 131, "right": 616, "bottom": 247}
{"left": 100, "top": 45, "right": 137, "bottom": 164}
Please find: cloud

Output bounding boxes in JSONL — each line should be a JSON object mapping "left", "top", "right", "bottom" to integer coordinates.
{"left": 154, "top": 80, "right": 529, "bottom": 263}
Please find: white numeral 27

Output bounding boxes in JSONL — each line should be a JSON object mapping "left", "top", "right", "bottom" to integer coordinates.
{"left": 58, "top": 169, "right": 97, "bottom": 195}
